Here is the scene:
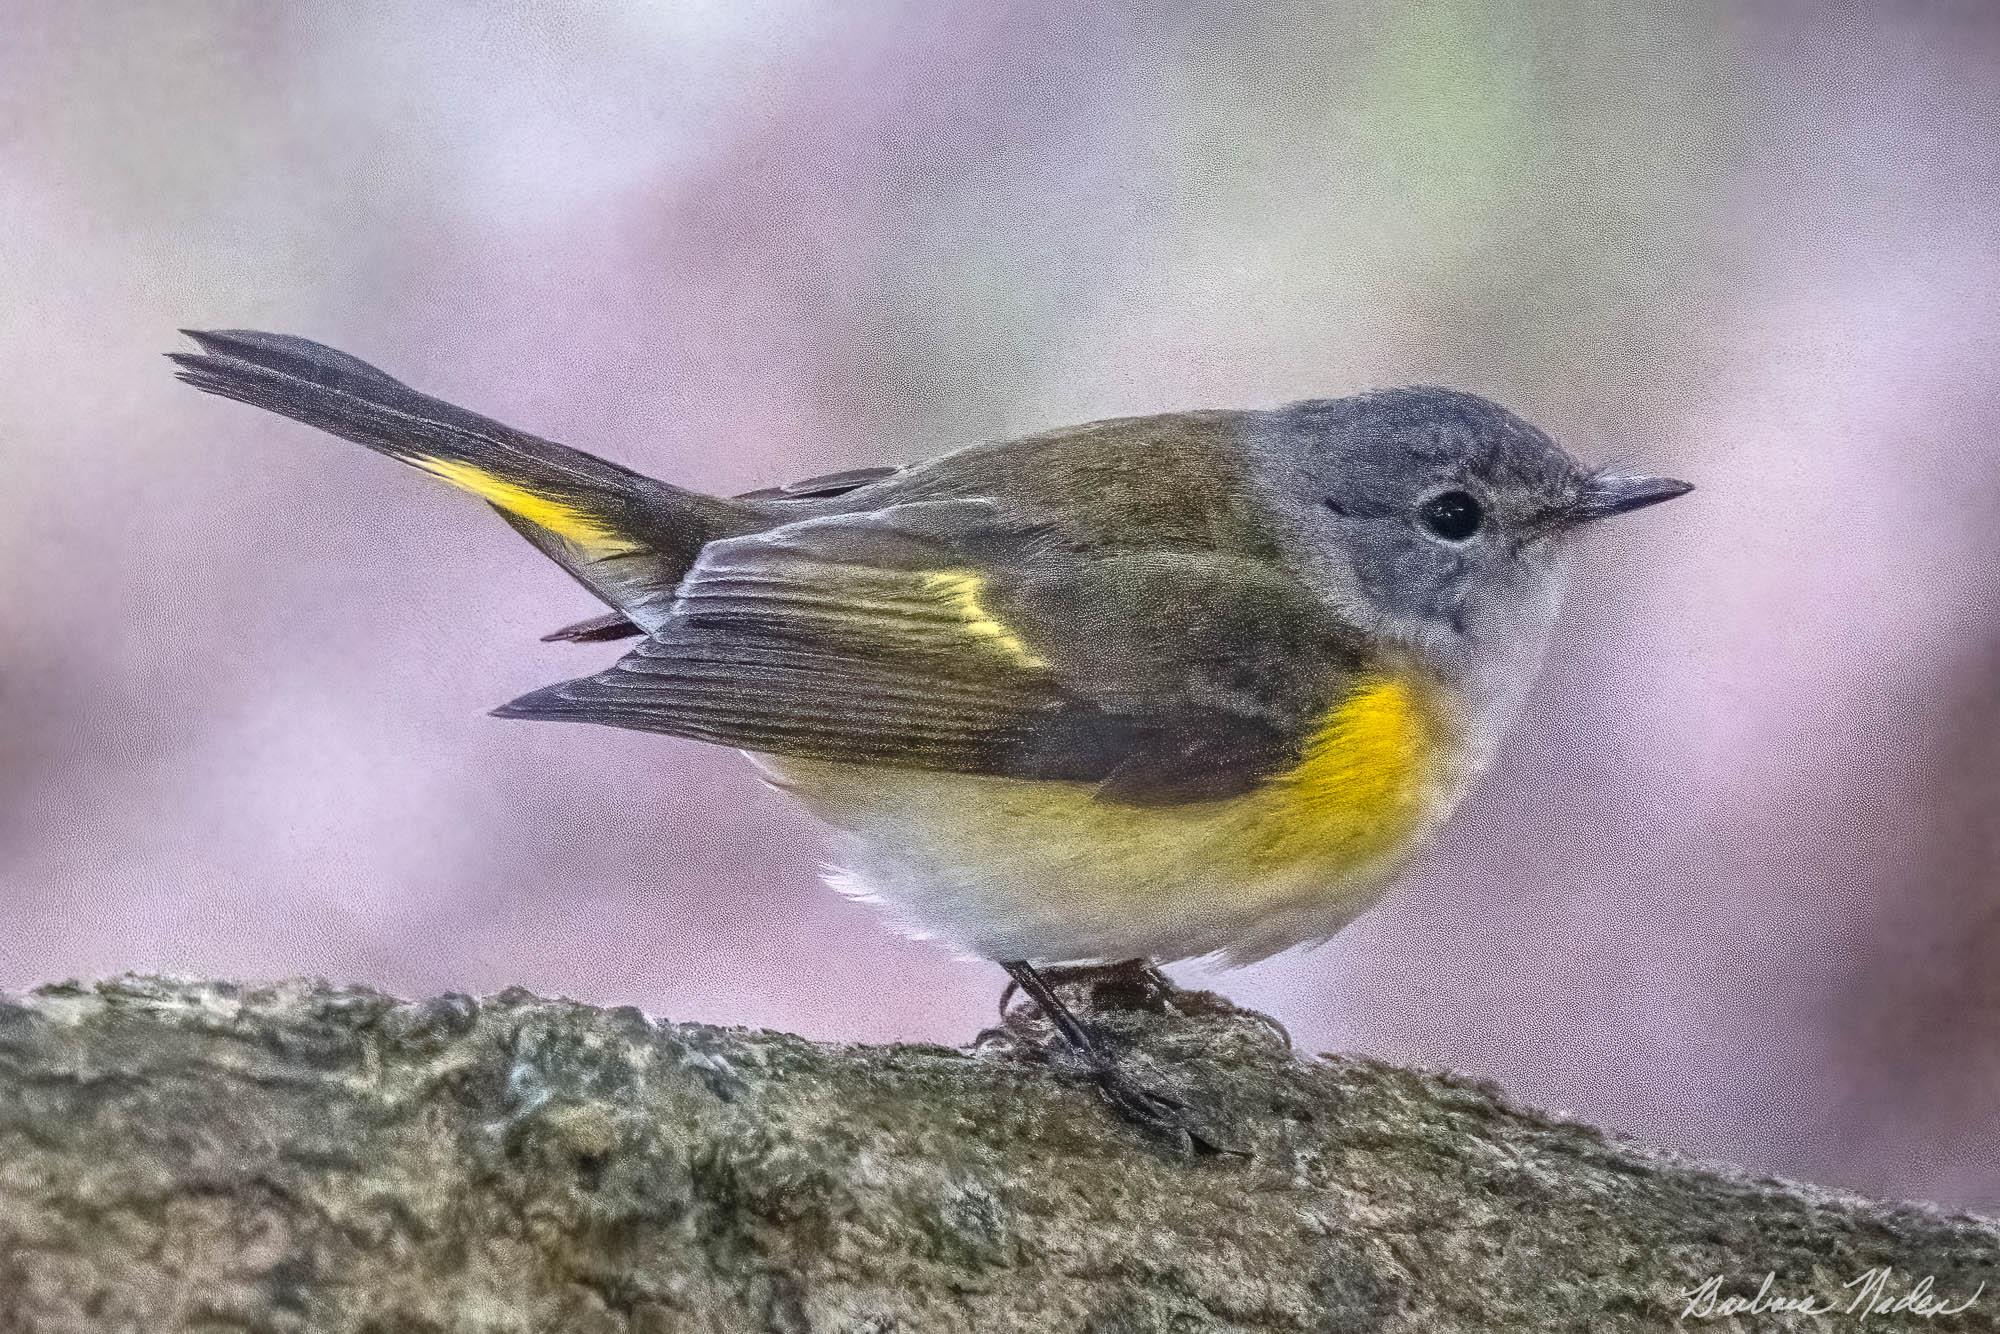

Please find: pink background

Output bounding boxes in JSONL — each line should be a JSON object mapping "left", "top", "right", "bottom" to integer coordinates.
{"left": 3, "top": 3, "right": 1997, "bottom": 1209}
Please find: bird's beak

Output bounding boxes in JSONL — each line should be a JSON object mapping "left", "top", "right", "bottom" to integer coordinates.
{"left": 1562, "top": 472, "right": 1694, "bottom": 526}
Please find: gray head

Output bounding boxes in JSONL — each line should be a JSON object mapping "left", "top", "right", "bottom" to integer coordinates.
{"left": 1246, "top": 387, "right": 1690, "bottom": 691}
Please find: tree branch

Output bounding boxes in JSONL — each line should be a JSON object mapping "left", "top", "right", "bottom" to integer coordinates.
{"left": 1, "top": 975, "right": 1992, "bottom": 1332}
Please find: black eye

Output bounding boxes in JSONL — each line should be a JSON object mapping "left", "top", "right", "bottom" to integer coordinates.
{"left": 1418, "top": 490, "right": 1484, "bottom": 541}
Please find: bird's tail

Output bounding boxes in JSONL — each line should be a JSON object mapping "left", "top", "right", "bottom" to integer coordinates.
{"left": 171, "top": 329, "right": 754, "bottom": 632}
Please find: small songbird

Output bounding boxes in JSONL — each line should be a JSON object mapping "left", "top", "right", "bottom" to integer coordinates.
{"left": 172, "top": 330, "right": 1690, "bottom": 1147}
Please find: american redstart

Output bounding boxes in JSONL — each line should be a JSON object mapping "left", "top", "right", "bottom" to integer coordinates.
{"left": 171, "top": 329, "right": 1690, "bottom": 1149}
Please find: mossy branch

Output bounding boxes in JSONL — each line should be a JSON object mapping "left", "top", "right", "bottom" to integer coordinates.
{"left": 1, "top": 976, "right": 1993, "bottom": 1332}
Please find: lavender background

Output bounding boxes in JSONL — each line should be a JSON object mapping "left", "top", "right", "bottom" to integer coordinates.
{"left": 3, "top": 2, "right": 1997, "bottom": 1209}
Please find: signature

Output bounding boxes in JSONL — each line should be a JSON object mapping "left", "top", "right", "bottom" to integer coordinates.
{"left": 1678, "top": 1268, "right": 1984, "bottom": 1322}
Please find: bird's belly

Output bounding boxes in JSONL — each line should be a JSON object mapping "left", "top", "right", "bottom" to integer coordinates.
{"left": 753, "top": 677, "right": 1469, "bottom": 965}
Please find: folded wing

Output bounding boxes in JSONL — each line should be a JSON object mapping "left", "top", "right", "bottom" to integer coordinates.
{"left": 498, "top": 500, "right": 1366, "bottom": 805}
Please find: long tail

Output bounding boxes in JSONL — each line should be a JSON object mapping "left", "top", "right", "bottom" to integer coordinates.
{"left": 170, "top": 329, "right": 753, "bottom": 632}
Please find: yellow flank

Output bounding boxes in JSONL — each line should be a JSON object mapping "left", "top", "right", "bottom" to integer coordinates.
{"left": 411, "top": 458, "right": 634, "bottom": 557}
{"left": 921, "top": 571, "right": 1048, "bottom": 668}
{"left": 765, "top": 670, "right": 1446, "bottom": 963}
{"left": 781, "top": 672, "right": 1436, "bottom": 884}
{"left": 1253, "top": 675, "right": 1434, "bottom": 869}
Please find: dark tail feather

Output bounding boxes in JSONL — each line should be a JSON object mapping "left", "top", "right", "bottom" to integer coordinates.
{"left": 542, "top": 610, "right": 643, "bottom": 643}
{"left": 171, "top": 329, "right": 753, "bottom": 631}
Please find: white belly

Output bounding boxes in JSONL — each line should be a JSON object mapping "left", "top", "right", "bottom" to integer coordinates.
{"left": 752, "top": 748, "right": 1463, "bottom": 967}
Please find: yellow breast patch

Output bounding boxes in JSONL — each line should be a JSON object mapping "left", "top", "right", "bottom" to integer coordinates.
{"left": 1245, "top": 674, "right": 1436, "bottom": 871}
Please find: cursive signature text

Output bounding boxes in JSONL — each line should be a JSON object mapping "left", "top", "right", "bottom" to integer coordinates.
{"left": 1678, "top": 1268, "right": 1984, "bottom": 1322}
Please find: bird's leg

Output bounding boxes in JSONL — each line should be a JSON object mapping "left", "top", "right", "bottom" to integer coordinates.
{"left": 1000, "top": 960, "right": 1228, "bottom": 1153}
{"left": 995, "top": 957, "right": 1177, "bottom": 1021}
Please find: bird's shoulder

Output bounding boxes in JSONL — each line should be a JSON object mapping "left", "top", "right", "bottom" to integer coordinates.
{"left": 743, "top": 407, "right": 1272, "bottom": 558}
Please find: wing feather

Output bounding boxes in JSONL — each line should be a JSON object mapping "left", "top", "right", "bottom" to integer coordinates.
{"left": 497, "top": 503, "right": 1361, "bottom": 803}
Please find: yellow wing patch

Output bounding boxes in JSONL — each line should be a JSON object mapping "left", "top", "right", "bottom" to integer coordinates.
{"left": 412, "top": 458, "right": 635, "bottom": 558}
{"left": 920, "top": 571, "right": 1048, "bottom": 668}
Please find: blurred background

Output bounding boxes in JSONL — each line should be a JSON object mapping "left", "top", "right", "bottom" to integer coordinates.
{"left": 3, "top": 1, "right": 1997, "bottom": 1210}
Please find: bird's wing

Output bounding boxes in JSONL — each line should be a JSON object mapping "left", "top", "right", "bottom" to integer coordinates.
{"left": 498, "top": 500, "right": 1368, "bottom": 805}
{"left": 732, "top": 464, "right": 905, "bottom": 502}
{"left": 543, "top": 463, "right": 912, "bottom": 643}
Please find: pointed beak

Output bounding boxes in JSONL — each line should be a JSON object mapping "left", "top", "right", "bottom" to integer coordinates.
{"left": 1563, "top": 472, "right": 1694, "bottom": 525}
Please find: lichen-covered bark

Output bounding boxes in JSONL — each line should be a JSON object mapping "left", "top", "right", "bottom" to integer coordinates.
{"left": 0, "top": 976, "right": 1992, "bottom": 1333}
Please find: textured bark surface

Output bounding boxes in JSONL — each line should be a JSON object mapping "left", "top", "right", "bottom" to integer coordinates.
{"left": 0, "top": 975, "right": 1993, "bottom": 1333}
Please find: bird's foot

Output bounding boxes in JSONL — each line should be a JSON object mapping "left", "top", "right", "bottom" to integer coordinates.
{"left": 996, "top": 960, "right": 1287, "bottom": 1049}
{"left": 996, "top": 957, "right": 1178, "bottom": 1021}
{"left": 1083, "top": 1049, "right": 1242, "bottom": 1156}
{"left": 996, "top": 959, "right": 1245, "bottom": 1156}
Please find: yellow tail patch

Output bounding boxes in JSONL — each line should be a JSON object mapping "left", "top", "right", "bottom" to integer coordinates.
{"left": 921, "top": 571, "right": 1048, "bottom": 668}
{"left": 411, "top": 458, "right": 634, "bottom": 558}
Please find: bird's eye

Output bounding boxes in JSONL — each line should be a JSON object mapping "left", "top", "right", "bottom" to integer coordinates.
{"left": 1418, "top": 490, "right": 1484, "bottom": 542}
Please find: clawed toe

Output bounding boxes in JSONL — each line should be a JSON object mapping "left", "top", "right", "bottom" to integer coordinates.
{"left": 999, "top": 958, "right": 1247, "bottom": 1156}
{"left": 1088, "top": 1059, "right": 1241, "bottom": 1156}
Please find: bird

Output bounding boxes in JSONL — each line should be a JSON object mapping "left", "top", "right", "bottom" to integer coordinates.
{"left": 170, "top": 328, "right": 1691, "bottom": 1149}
